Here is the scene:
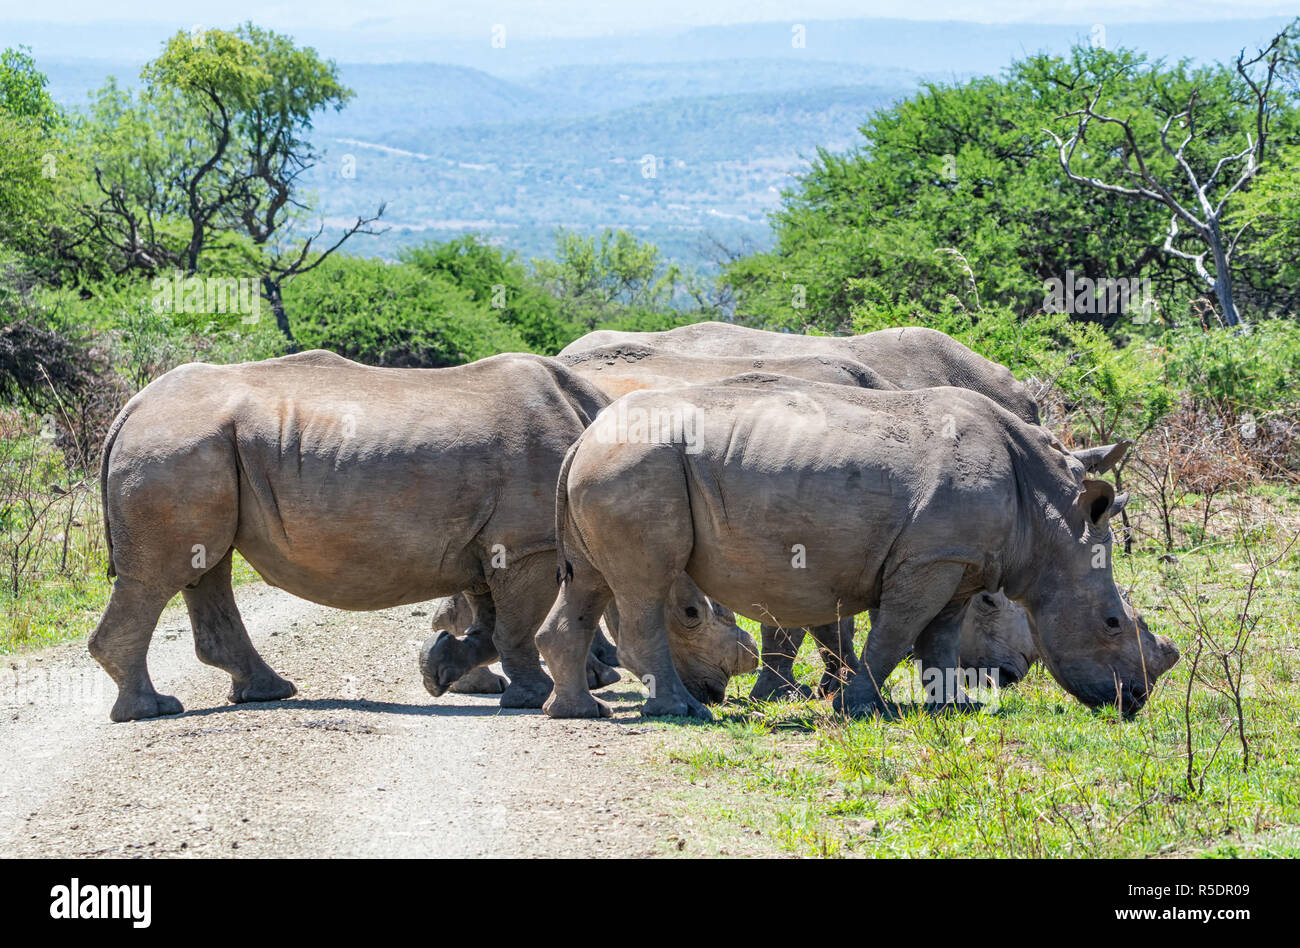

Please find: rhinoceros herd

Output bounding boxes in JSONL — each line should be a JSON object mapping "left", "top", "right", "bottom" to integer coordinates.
{"left": 90, "top": 321, "right": 1179, "bottom": 723}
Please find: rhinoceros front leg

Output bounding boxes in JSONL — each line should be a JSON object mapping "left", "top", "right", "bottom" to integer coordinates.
{"left": 492, "top": 554, "right": 561, "bottom": 709}
{"left": 809, "top": 617, "right": 861, "bottom": 698}
{"left": 590, "top": 621, "right": 620, "bottom": 669}
{"left": 913, "top": 601, "right": 978, "bottom": 712}
{"left": 750, "top": 624, "right": 812, "bottom": 701}
{"left": 184, "top": 549, "right": 297, "bottom": 705}
{"left": 89, "top": 578, "right": 183, "bottom": 722}
{"left": 835, "top": 562, "right": 966, "bottom": 717}
{"left": 537, "top": 563, "right": 613, "bottom": 719}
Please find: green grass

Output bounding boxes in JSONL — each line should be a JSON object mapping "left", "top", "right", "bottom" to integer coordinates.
{"left": 648, "top": 489, "right": 1300, "bottom": 858}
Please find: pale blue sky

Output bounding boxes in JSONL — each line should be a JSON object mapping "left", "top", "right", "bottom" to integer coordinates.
{"left": 4, "top": 0, "right": 1297, "bottom": 37}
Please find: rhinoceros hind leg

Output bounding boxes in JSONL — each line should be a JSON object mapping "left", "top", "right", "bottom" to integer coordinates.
{"left": 750, "top": 624, "right": 812, "bottom": 701}
{"left": 586, "top": 654, "right": 621, "bottom": 689}
{"left": 449, "top": 665, "right": 508, "bottom": 694}
{"left": 811, "top": 617, "right": 861, "bottom": 698}
{"left": 89, "top": 579, "right": 183, "bottom": 722}
{"left": 538, "top": 554, "right": 612, "bottom": 719}
{"left": 492, "top": 555, "right": 557, "bottom": 709}
{"left": 182, "top": 550, "right": 296, "bottom": 705}
{"left": 835, "top": 562, "right": 966, "bottom": 718}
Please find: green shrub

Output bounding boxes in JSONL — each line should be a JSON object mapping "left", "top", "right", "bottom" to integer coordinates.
{"left": 401, "top": 236, "right": 575, "bottom": 354}
{"left": 1161, "top": 320, "right": 1300, "bottom": 421}
{"left": 284, "top": 255, "right": 528, "bottom": 366}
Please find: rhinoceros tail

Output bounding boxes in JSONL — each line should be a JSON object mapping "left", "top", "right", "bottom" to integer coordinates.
{"left": 554, "top": 438, "right": 581, "bottom": 586}
{"left": 99, "top": 404, "right": 133, "bottom": 578}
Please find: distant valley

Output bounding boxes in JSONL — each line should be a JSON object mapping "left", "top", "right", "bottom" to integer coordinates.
{"left": 31, "top": 15, "right": 1294, "bottom": 271}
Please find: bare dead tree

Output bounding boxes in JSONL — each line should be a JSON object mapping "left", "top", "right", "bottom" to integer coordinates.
{"left": 1046, "top": 21, "right": 1297, "bottom": 327}
{"left": 258, "top": 205, "right": 387, "bottom": 347}
{"left": 73, "top": 169, "right": 183, "bottom": 275}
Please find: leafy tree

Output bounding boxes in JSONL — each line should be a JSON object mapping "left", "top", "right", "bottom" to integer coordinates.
{"left": 533, "top": 229, "right": 684, "bottom": 330}
{"left": 77, "top": 25, "right": 383, "bottom": 342}
{"left": 1234, "top": 141, "right": 1300, "bottom": 314}
{"left": 0, "top": 47, "right": 59, "bottom": 128}
{"left": 1049, "top": 20, "right": 1299, "bottom": 326}
{"left": 283, "top": 255, "right": 527, "bottom": 367}
{"left": 724, "top": 36, "right": 1300, "bottom": 331}
{"left": 0, "top": 48, "right": 84, "bottom": 276}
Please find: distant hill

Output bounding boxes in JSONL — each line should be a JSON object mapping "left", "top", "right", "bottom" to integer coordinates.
{"left": 24, "top": 14, "right": 1296, "bottom": 271}
{"left": 303, "top": 82, "right": 907, "bottom": 265}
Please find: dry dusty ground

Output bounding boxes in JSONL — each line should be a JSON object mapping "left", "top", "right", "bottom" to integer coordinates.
{"left": 0, "top": 582, "right": 782, "bottom": 858}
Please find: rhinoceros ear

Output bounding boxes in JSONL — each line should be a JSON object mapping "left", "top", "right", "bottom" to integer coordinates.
{"left": 1071, "top": 440, "right": 1132, "bottom": 474}
{"left": 1110, "top": 491, "right": 1130, "bottom": 519}
{"left": 1077, "top": 478, "right": 1117, "bottom": 527}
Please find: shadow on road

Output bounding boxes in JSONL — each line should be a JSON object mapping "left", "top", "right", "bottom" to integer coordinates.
{"left": 168, "top": 696, "right": 540, "bottom": 720}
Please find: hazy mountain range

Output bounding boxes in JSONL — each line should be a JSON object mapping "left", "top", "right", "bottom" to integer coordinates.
{"left": 23, "top": 16, "right": 1295, "bottom": 270}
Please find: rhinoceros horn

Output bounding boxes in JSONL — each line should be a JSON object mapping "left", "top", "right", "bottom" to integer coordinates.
{"left": 1071, "top": 440, "right": 1132, "bottom": 474}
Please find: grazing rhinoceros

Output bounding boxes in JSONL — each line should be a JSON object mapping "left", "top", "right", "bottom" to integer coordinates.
{"left": 958, "top": 591, "right": 1037, "bottom": 687}
{"left": 426, "top": 584, "right": 752, "bottom": 703}
{"left": 557, "top": 343, "right": 897, "bottom": 696}
{"left": 90, "top": 350, "right": 751, "bottom": 721}
{"left": 558, "top": 327, "right": 1045, "bottom": 701}
{"left": 557, "top": 343, "right": 895, "bottom": 396}
{"left": 534, "top": 375, "right": 1179, "bottom": 721}
{"left": 559, "top": 321, "right": 1040, "bottom": 424}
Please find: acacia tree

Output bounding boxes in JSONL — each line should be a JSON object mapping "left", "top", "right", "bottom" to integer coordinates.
{"left": 1049, "top": 21, "right": 1298, "bottom": 327}
{"left": 80, "top": 24, "right": 384, "bottom": 342}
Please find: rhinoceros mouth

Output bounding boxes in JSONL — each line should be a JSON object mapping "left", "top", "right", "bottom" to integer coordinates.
{"left": 1072, "top": 680, "right": 1150, "bottom": 716}
{"left": 684, "top": 678, "right": 727, "bottom": 705}
{"left": 994, "top": 664, "right": 1024, "bottom": 687}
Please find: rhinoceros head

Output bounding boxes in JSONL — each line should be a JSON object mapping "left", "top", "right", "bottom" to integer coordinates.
{"left": 959, "top": 591, "right": 1037, "bottom": 687}
{"left": 429, "top": 594, "right": 474, "bottom": 634}
{"left": 1020, "top": 476, "right": 1179, "bottom": 714}
{"left": 664, "top": 574, "right": 759, "bottom": 704}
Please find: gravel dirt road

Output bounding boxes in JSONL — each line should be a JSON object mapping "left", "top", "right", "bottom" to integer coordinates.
{"left": 1, "top": 582, "right": 727, "bottom": 858}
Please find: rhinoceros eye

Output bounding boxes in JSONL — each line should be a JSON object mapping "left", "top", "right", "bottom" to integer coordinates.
{"left": 981, "top": 594, "right": 996, "bottom": 606}
{"left": 684, "top": 606, "right": 700, "bottom": 620}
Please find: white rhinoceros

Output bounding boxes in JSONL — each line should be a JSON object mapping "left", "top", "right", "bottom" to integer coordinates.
{"left": 89, "top": 350, "right": 754, "bottom": 721}
{"left": 556, "top": 329, "right": 1048, "bottom": 701}
{"left": 535, "top": 375, "right": 1179, "bottom": 721}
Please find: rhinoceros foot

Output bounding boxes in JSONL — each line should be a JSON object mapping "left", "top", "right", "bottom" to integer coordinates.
{"left": 816, "top": 670, "right": 853, "bottom": 699}
{"left": 832, "top": 682, "right": 901, "bottom": 720}
{"left": 110, "top": 690, "right": 184, "bottom": 723}
{"left": 923, "top": 699, "right": 983, "bottom": 716}
{"left": 229, "top": 672, "right": 297, "bottom": 704}
{"left": 587, "top": 657, "right": 621, "bottom": 690}
{"left": 500, "top": 679, "right": 553, "bottom": 709}
{"left": 543, "top": 691, "right": 612, "bottom": 718}
{"left": 449, "top": 666, "right": 508, "bottom": 694}
{"left": 643, "top": 692, "right": 713, "bottom": 722}
{"left": 749, "top": 670, "right": 812, "bottom": 702}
